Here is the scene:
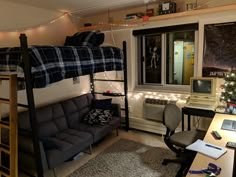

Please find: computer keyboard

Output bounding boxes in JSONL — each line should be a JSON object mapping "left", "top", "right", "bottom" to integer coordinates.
{"left": 186, "top": 102, "right": 216, "bottom": 111}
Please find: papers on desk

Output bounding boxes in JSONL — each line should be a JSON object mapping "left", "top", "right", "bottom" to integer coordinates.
{"left": 186, "top": 139, "right": 227, "bottom": 159}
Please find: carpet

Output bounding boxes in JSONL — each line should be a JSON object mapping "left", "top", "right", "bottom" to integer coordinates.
{"left": 67, "top": 139, "right": 180, "bottom": 177}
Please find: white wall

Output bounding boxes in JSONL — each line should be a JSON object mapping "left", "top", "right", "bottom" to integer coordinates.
{"left": 0, "top": 1, "right": 91, "bottom": 115}
{"left": 0, "top": 1, "right": 79, "bottom": 47}
{"left": 97, "top": 7, "right": 236, "bottom": 132}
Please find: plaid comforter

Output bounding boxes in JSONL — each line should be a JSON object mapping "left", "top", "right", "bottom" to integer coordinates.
{"left": 0, "top": 45, "right": 123, "bottom": 88}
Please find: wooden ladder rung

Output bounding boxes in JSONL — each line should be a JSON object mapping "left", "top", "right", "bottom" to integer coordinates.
{"left": 0, "top": 147, "right": 10, "bottom": 154}
{"left": 0, "top": 75, "right": 11, "bottom": 80}
{"left": 0, "top": 74, "right": 18, "bottom": 177}
{"left": 0, "top": 165, "right": 10, "bottom": 177}
{"left": 0, "top": 143, "right": 10, "bottom": 151}
{"left": 0, "top": 98, "right": 10, "bottom": 104}
{"left": 0, "top": 121, "right": 10, "bottom": 128}
{"left": 0, "top": 98, "right": 28, "bottom": 108}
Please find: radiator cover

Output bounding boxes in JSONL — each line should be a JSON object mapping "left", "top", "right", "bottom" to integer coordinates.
{"left": 143, "top": 98, "right": 172, "bottom": 122}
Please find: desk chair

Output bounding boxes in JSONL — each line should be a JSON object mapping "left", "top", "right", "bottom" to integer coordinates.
{"left": 162, "top": 104, "right": 205, "bottom": 177}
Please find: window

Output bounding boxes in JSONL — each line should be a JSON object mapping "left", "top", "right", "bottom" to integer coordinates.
{"left": 166, "top": 31, "right": 195, "bottom": 85}
{"left": 134, "top": 23, "right": 198, "bottom": 89}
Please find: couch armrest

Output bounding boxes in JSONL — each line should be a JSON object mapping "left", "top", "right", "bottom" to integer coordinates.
{"left": 19, "top": 133, "right": 49, "bottom": 172}
{"left": 111, "top": 103, "right": 121, "bottom": 117}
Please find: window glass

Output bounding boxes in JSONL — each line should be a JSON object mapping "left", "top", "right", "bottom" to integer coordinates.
{"left": 136, "top": 24, "right": 197, "bottom": 89}
{"left": 166, "top": 31, "right": 195, "bottom": 85}
{"left": 144, "top": 34, "right": 162, "bottom": 84}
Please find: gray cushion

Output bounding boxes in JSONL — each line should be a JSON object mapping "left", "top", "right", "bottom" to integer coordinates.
{"left": 163, "top": 104, "right": 181, "bottom": 131}
{"left": 18, "top": 103, "right": 68, "bottom": 138}
{"left": 93, "top": 98, "right": 112, "bottom": 110}
{"left": 170, "top": 129, "right": 206, "bottom": 148}
{"left": 77, "top": 123, "right": 112, "bottom": 143}
{"left": 45, "top": 129, "right": 93, "bottom": 168}
{"left": 61, "top": 94, "right": 93, "bottom": 128}
{"left": 109, "top": 116, "right": 120, "bottom": 129}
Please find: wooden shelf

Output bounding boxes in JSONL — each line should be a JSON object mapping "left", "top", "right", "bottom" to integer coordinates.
{"left": 78, "top": 23, "right": 137, "bottom": 31}
{"left": 132, "top": 4, "right": 236, "bottom": 24}
{"left": 94, "top": 92, "right": 125, "bottom": 97}
{"left": 79, "top": 4, "right": 236, "bottom": 31}
{"left": 94, "top": 79, "right": 124, "bottom": 82}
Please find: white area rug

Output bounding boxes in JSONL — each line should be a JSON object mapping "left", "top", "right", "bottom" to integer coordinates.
{"left": 67, "top": 138, "right": 180, "bottom": 177}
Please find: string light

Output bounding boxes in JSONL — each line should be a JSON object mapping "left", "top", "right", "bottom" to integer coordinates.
{"left": 78, "top": 22, "right": 137, "bottom": 32}
{"left": 0, "top": 12, "right": 69, "bottom": 33}
{"left": 128, "top": 91, "right": 188, "bottom": 103}
{"left": 94, "top": 71, "right": 123, "bottom": 93}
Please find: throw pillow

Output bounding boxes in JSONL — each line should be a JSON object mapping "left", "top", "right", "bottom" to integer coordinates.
{"left": 93, "top": 98, "right": 112, "bottom": 110}
{"left": 64, "top": 31, "right": 104, "bottom": 47}
{"left": 84, "top": 109, "right": 112, "bottom": 125}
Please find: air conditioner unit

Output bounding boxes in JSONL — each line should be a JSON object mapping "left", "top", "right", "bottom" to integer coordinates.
{"left": 143, "top": 98, "right": 176, "bottom": 122}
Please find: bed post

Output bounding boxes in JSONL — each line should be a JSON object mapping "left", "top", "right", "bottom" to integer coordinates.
{"left": 19, "top": 34, "right": 44, "bottom": 177}
{"left": 123, "top": 41, "right": 129, "bottom": 131}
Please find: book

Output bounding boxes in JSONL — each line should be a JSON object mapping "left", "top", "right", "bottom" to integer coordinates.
{"left": 186, "top": 139, "right": 227, "bottom": 159}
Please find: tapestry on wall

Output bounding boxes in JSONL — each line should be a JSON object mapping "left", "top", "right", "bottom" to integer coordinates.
{"left": 203, "top": 21, "right": 236, "bottom": 77}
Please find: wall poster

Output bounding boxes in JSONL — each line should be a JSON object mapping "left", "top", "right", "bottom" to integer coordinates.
{"left": 203, "top": 22, "right": 236, "bottom": 77}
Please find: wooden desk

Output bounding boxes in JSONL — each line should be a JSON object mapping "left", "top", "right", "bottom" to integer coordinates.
{"left": 186, "top": 113, "right": 236, "bottom": 177}
{"left": 182, "top": 107, "right": 215, "bottom": 131}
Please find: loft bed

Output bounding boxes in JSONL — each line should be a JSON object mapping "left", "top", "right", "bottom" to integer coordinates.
{"left": 0, "top": 33, "right": 127, "bottom": 177}
{"left": 0, "top": 40, "right": 124, "bottom": 88}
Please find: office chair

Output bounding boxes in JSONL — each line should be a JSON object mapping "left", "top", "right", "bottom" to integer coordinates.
{"left": 162, "top": 104, "right": 206, "bottom": 177}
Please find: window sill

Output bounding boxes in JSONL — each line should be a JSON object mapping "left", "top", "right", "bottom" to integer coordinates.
{"left": 134, "top": 84, "right": 190, "bottom": 95}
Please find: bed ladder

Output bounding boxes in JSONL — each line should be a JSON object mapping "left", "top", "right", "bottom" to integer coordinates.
{"left": 0, "top": 74, "right": 18, "bottom": 177}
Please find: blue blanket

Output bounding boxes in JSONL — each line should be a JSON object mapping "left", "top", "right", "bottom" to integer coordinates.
{"left": 0, "top": 45, "right": 123, "bottom": 88}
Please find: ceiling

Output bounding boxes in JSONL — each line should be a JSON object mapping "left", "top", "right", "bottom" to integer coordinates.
{"left": 3, "top": 0, "right": 155, "bottom": 16}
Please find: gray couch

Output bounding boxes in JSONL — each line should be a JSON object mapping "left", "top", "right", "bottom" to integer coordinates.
{"left": 14, "top": 93, "right": 121, "bottom": 173}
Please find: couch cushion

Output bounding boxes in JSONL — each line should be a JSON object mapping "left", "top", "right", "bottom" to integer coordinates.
{"left": 61, "top": 93, "right": 93, "bottom": 129}
{"left": 108, "top": 116, "right": 120, "bottom": 129}
{"left": 93, "top": 98, "right": 112, "bottom": 110}
{"left": 45, "top": 129, "right": 93, "bottom": 169}
{"left": 77, "top": 123, "right": 112, "bottom": 143}
{"left": 18, "top": 103, "right": 68, "bottom": 138}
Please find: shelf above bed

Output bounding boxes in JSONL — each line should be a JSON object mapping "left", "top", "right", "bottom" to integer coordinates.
{"left": 79, "top": 4, "right": 236, "bottom": 31}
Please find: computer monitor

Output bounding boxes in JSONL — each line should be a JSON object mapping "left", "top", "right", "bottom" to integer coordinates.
{"left": 190, "top": 77, "right": 217, "bottom": 101}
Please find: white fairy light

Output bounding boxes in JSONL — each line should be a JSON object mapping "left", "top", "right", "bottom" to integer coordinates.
{"left": 127, "top": 93, "right": 133, "bottom": 97}
{"left": 134, "top": 94, "right": 141, "bottom": 100}
{"left": 0, "top": 12, "right": 68, "bottom": 33}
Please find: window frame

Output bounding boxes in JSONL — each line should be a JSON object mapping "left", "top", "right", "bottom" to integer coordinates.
{"left": 133, "top": 23, "right": 199, "bottom": 92}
